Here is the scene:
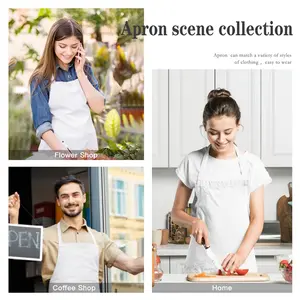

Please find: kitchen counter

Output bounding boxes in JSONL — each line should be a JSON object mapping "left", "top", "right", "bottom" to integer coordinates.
{"left": 152, "top": 273, "right": 292, "bottom": 293}
{"left": 157, "top": 243, "right": 292, "bottom": 256}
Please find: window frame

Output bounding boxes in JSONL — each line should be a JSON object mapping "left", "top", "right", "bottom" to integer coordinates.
{"left": 135, "top": 184, "right": 144, "bottom": 218}
{"left": 112, "top": 178, "right": 127, "bottom": 217}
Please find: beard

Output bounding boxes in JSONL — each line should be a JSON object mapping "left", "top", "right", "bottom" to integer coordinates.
{"left": 61, "top": 204, "right": 83, "bottom": 218}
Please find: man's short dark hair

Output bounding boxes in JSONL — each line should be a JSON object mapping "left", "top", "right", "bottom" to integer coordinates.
{"left": 54, "top": 175, "right": 85, "bottom": 198}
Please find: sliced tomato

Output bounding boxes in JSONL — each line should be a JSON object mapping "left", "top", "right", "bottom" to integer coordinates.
{"left": 218, "top": 269, "right": 231, "bottom": 275}
{"left": 235, "top": 269, "right": 249, "bottom": 276}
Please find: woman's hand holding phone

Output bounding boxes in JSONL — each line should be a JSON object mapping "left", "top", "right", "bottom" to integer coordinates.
{"left": 75, "top": 43, "right": 86, "bottom": 77}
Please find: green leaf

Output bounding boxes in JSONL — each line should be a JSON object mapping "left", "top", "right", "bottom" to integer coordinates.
{"left": 98, "top": 137, "right": 119, "bottom": 153}
{"left": 114, "top": 153, "right": 125, "bottom": 160}
{"left": 9, "top": 60, "right": 25, "bottom": 79}
{"left": 123, "top": 141, "right": 136, "bottom": 150}
{"left": 38, "top": 8, "right": 52, "bottom": 18}
{"left": 104, "top": 109, "right": 121, "bottom": 138}
{"left": 28, "top": 23, "right": 33, "bottom": 33}
{"left": 14, "top": 27, "right": 22, "bottom": 35}
{"left": 98, "top": 147, "right": 114, "bottom": 157}
{"left": 116, "top": 143, "right": 126, "bottom": 151}
{"left": 8, "top": 19, "right": 15, "bottom": 29}
{"left": 99, "top": 136, "right": 110, "bottom": 144}
{"left": 106, "top": 139, "right": 119, "bottom": 152}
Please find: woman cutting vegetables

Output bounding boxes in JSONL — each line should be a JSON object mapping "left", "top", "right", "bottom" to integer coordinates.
{"left": 171, "top": 89, "right": 272, "bottom": 274}
{"left": 30, "top": 18, "right": 105, "bottom": 152}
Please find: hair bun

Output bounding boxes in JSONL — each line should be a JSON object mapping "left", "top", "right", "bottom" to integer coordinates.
{"left": 207, "top": 88, "right": 231, "bottom": 101}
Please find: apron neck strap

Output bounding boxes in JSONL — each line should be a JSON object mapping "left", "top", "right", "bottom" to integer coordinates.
{"left": 57, "top": 221, "right": 98, "bottom": 245}
{"left": 204, "top": 144, "right": 244, "bottom": 175}
{"left": 233, "top": 144, "right": 244, "bottom": 175}
{"left": 202, "top": 146, "right": 210, "bottom": 166}
{"left": 86, "top": 226, "right": 98, "bottom": 245}
{"left": 233, "top": 144, "right": 240, "bottom": 157}
{"left": 57, "top": 222, "right": 63, "bottom": 244}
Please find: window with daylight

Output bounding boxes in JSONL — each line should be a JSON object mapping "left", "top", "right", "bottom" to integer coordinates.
{"left": 136, "top": 184, "right": 144, "bottom": 218}
{"left": 106, "top": 168, "right": 144, "bottom": 292}
{"left": 113, "top": 179, "right": 127, "bottom": 216}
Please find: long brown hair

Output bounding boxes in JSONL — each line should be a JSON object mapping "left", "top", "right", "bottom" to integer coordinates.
{"left": 29, "top": 18, "right": 90, "bottom": 90}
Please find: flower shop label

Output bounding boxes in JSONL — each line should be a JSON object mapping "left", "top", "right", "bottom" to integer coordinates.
{"left": 9, "top": 224, "right": 43, "bottom": 261}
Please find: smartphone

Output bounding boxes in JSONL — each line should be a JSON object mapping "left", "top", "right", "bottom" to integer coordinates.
{"left": 76, "top": 46, "right": 81, "bottom": 64}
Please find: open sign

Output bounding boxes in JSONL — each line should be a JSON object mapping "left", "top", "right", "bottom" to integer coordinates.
{"left": 9, "top": 224, "right": 43, "bottom": 261}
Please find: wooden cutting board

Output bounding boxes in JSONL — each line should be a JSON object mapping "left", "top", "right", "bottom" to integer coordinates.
{"left": 277, "top": 195, "right": 292, "bottom": 242}
{"left": 187, "top": 273, "right": 270, "bottom": 282}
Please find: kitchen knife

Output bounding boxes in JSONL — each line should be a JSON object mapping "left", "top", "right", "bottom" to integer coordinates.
{"left": 203, "top": 245, "right": 226, "bottom": 273}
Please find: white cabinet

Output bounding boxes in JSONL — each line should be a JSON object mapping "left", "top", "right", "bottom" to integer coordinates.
{"left": 256, "top": 256, "right": 279, "bottom": 274}
{"left": 216, "top": 70, "right": 261, "bottom": 157}
{"left": 261, "top": 70, "right": 292, "bottom": 167}
{"left": 169, "top": 70, "right": 214, "bottom": 167}
{"left": 152, "top": 69, "right": 292, "bottom": 168}
{"left": 169, "top": 256, "right": 186, "bottom": 274}
{"left": 160, "top": 257, "right": 170, "bottom": 274}
{"left": 152, "top": 70, "right": 169, "bottom": 167}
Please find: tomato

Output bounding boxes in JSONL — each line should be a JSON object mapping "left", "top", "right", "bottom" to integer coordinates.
{"left": 235, "top": 269, "right": 249, "bottom": 276}
{"left": 280, "top": 260, "right": 289, "bottom": 266}
{"left": 218, "top": 269, "right": 231, "bottom": 275}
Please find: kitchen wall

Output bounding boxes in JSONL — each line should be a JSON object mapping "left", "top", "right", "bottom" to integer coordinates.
{"left": 152, "top": 167, "right": 292, "bottom": 229}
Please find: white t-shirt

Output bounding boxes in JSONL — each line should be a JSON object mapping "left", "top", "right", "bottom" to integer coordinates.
{"left": 176, "top": 146, "right": 272, "bottom": 193}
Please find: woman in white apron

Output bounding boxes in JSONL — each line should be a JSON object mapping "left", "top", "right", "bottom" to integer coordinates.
{"left": 29, "top": 18, "right": 105, "bottom": 153}
{"left": 172, "top": 89, "right": 272, "bottom": 274}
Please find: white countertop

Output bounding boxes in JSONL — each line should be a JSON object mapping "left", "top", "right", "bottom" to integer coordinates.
{"left": 157, "top": 273, "right": 286, "bottom": 284}
{"left": 153, "top": 273, "right": 292, "bottom": 292}
{"left": 157, "top": 243, "right": 292, "bottom": 256}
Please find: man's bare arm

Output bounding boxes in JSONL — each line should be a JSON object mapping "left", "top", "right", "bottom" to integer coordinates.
{"left": 112, "top": 252, "right": 144, "bottom": 275}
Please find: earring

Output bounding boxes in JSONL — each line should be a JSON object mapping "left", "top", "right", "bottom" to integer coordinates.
{"left": 199, "top": 125, "right": 209, "bottom": 141}
{"left": 239, "top": 124, "right": 245, "bottom": 132}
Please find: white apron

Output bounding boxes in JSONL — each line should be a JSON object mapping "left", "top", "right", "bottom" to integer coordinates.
{"left": 183, "top": 146, "right": 257, "bottom": 273}
{"left": 49, "top": 222, "right": 100, "bottom": 292}
{"left": 38, "top": 79, "right": 98, "bottom": 151}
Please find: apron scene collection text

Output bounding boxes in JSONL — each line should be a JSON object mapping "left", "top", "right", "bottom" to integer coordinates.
{"left": 121, "top": 20, "right": 293, "bottom": 38}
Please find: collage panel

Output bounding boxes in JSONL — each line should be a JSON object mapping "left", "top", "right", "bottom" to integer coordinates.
{"left": 152, "top": 69, "right": 292, "bottom": 292}
{"left": 6, "top": 3, "right": 297, "bottom": 297}
{"left": 8, "top": 167, "right": 144, "bottom": 293}
{"left": 9, "top": 8, "right": 144, "bottom": 160}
